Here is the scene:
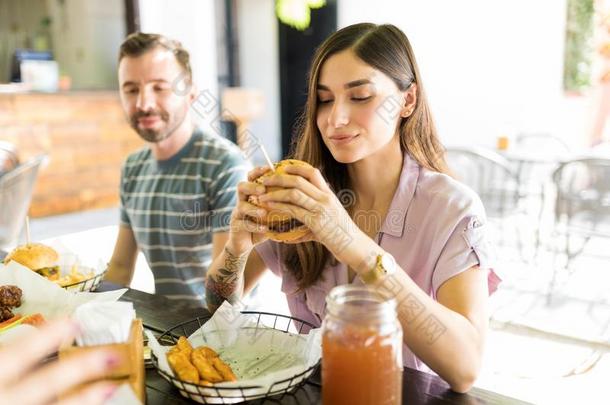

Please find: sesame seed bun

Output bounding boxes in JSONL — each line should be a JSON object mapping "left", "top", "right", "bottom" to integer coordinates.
{"left": 248, "top": 159, "right": 312, "bottom": 242}
{"left": 3, "top": 243, "right": 59, "bottom": 278}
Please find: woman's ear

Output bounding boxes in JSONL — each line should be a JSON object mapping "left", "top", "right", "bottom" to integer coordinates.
{"left": 400, "top": 83, "right": 417, "bottom": 118}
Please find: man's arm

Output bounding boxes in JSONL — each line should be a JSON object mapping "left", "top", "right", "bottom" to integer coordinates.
{"left": 104, "top": 225, "right": 138, "bottom": 286}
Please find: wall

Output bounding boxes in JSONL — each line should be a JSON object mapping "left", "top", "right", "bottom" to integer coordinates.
{"left": 236, "top": 0, "right": 282, "bottom": 162}
{"left": 0, "top": 92, "right": 143, "bottom": 217}
{"left": 46, "top": 0, "right": 126, "bottom": 90}
{"left": 338, "top": 0, "right": 590, "bottom": 148}
{"left": 138, "top": 0, "right": 221, "bottom": 133}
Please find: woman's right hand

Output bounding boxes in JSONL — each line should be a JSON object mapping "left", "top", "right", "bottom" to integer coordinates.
{"left": 227, "top": 166, "right": 272, "bottom": 255}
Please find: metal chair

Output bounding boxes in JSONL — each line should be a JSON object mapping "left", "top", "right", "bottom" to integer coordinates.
{"left": 0, "top": 155, "right": 48, "bottom": 249}
{"left": 513, "top": 134, "right": 571, "bottom": 260}
{"left": 549, "top": 158, "right": 610, "bottom": 299}
{"left": 0, "top": 141, "right": 19, "bottom": 176}
{"left": 445, "top": 146, "right": 526, "bottom": 254}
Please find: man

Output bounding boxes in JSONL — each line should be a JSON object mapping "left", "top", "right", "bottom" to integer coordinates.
{"left": 105, "top": 33, "right": 249, "bottom": 305}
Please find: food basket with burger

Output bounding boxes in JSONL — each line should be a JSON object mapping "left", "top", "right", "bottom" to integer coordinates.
{"left": 3, "top": 242, "right": 106, "bottom": 292}
{"left": 0, "top": 257, "right": 126, "bottom": 344}
{"left": 148, "top": 301, "right": 321, "bottom": 404}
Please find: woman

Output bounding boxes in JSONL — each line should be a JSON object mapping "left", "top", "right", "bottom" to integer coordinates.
{"left": 205, "top": 23, "right": 500, "bottom": 393}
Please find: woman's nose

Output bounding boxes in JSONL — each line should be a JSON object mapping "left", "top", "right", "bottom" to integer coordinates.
{"left": 328, "top": 101, "right": 349, "bottom": 128}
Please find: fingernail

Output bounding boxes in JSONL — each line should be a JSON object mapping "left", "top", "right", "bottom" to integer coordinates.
{"left": 257, "top": 209, "right": 266, "bottom": 215}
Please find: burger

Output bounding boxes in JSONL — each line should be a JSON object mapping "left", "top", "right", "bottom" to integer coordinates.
{"left": 248, "top": 159, "right": 312, "bottom": 242}
{"left": 3, "top": 243, "right": 60, "bottom": 281}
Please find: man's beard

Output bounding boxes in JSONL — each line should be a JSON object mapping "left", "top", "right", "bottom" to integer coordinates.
{"left": 130, "top": 108, "right": 183, "bottom": 143}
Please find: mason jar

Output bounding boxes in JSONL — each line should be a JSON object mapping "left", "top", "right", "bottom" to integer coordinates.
{"left": 322, "top": 285, "right": 403, "bottom": 405}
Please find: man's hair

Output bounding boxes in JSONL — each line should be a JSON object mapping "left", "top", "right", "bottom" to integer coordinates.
{"left": 118, "top": 32, "right": 192, "bottom": 84}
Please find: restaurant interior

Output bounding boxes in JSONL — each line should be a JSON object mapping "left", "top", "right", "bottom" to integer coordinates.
{"left": 1, "top": 0, "right": 609, "bottom": 404}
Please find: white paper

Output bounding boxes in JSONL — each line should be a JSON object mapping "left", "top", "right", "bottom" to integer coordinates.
{"left": 0, "top": 261, "right": 126, "bottom": 321}
{"left": 147, "top": 301, "right": 322, "bottom": 404}
{"left": 104, "top": 383, "right": 142, "bottom": 405}
{"left": 74, "top": 302, "right": 135, "bottom": 346}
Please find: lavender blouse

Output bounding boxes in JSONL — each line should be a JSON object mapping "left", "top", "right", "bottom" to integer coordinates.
{"left": 255, "top": 152, "right": 501, "bottom": 372}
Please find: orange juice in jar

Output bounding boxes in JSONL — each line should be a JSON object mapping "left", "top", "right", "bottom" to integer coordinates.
{"left": 322, "top": 285, "right": 402, "bottom": 405}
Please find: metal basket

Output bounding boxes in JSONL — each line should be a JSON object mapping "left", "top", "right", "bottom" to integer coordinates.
{"left": 61, "top": 268, "right": 107, "bottom": 292}
{"left": 151, "top": 311, "right": 321, "bottom": 404}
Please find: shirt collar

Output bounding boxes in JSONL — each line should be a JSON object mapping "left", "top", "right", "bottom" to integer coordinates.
{"left": 379, "top": 152, "right": 420, "bottom": 238}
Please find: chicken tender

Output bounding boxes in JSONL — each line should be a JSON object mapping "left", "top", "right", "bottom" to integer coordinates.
{"left": 191, "top": 349, "right": 223, "bottom": 383}
{"left": 176, "top": 336, "right": 193, "bottom": 357}
{"left": 194, "top": 346, "right": 219, "bottom": 359}
{"left": 167, "top": 351, "right": 199, "bottom": 384}
{"left": 211, "top": 356, "right": 237, "bottom": 382}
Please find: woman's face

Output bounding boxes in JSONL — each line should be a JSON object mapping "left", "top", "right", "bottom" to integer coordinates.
{"left": 316, "top": 49, "right": 411, "bottom": 164}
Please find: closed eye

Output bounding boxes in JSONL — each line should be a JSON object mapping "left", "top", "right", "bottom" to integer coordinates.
{"left": 352, "top": 96, "right": 372, "bottom": 102}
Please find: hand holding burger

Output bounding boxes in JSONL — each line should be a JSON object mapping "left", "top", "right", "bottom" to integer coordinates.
{"left": 234, "top": 159, "right": 361, "bottom": 265}
{"left": 228, "top": 160, "right": 315, "bottom": 256}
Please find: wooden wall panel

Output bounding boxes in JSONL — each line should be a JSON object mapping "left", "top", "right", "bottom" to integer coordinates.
{"left": 0, "top": 92, "right": 143, "bottom": 218}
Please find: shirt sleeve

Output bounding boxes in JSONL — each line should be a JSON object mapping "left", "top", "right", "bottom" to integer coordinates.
{"left": 119, "top": 163, "right": 131, "bottom": 227}
{"left": 209, "top": 150, "right": 251, "bottom": 232}
{"left": 431, "top": 200, "right": 499, "bottom": 297}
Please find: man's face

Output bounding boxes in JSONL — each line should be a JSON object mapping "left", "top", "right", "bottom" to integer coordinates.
{"left": 118, "top": 47, "right": 193, "bottom": 143}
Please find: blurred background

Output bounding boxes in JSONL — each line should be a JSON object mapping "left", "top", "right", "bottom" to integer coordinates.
{"left": 0, "top": 1, "right": 609, "bottom": 403}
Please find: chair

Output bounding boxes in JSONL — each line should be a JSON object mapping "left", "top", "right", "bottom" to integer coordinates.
{"left": 548, "top": 158, "right": 610, "bottom": 299}
{"left": 513, "top": 134, "right": 571, "bottom": 259}
{"left": 0, "top": 155, "right": 48, "bottom": 249}
{"left": 445, "top": 146, "right": 526, "bottom": 254}
{"left": 0, "top": 141, "right": 19, "bottom": 175}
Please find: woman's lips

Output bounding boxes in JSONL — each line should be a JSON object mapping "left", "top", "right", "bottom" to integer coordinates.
{"left": 329, "top": 134, "right": 359, "bottom": 145}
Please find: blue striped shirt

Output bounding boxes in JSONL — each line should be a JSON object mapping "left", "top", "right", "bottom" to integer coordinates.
{"left": 120, "top": 129, "right": 249, "bottom": 305}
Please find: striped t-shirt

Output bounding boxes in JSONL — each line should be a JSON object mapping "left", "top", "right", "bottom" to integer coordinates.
{"left": 119, "top": 129, "right": 249, "bottom": 305}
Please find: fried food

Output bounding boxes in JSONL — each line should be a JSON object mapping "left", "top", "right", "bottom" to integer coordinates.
{"left": 0, "top": 285, "right": 23, "bottom": 322}
{"left": 191, "top": 350, "right": 223, "bottom": 383}
{"left": 195, "top": 346, "right": 219, "bottom": 359}
{"left": 176, "top": 336, "right": 193, "bottom": 357}
{"left": 165, "top": 337, "right": 238, "bottom": 385}
{"left": 211, "top": 356, "right": 237, "bottom": 382}
{"left": 0, "top": 285, "right": 22, "bottom": 308}
{"left": 55, "top": 264, "right": 94, "bottom": 287}
{"left": 167, "top": 351, "right": 199, "bottom": 384}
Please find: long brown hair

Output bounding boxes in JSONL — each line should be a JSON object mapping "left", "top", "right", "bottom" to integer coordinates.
{"left": 284, "top": 23, "right": 448, "bottom": 290}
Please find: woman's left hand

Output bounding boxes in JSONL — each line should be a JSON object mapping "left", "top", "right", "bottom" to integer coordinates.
{"left": 257, "top": 164, "right": 360, "bottom": 263}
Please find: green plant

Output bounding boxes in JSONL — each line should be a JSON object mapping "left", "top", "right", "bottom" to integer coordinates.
{"left": 276, "top": 0, "right": 326, "bottom": 31}
{"left": 563, "top": 0, "right": 595, "bottom": 92}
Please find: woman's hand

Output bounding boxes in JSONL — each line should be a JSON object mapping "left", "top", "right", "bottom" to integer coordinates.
{"left": 257, "top": 164, "right": 360, "bottom": 263}
{"left": 0, "top": 319, "right": 120, "bottom": 405}
{"left": 227, "top": 166, "right": 273, "bottom": 255}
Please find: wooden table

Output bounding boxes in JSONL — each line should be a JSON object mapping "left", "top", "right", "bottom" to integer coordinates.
{"left": 111, "top": 285, "right": 529, "bottom": 405}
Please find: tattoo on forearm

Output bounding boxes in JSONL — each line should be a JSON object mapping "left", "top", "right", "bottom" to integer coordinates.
{"left": 205, "top": 247, "right": 248, "bottom": 312}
